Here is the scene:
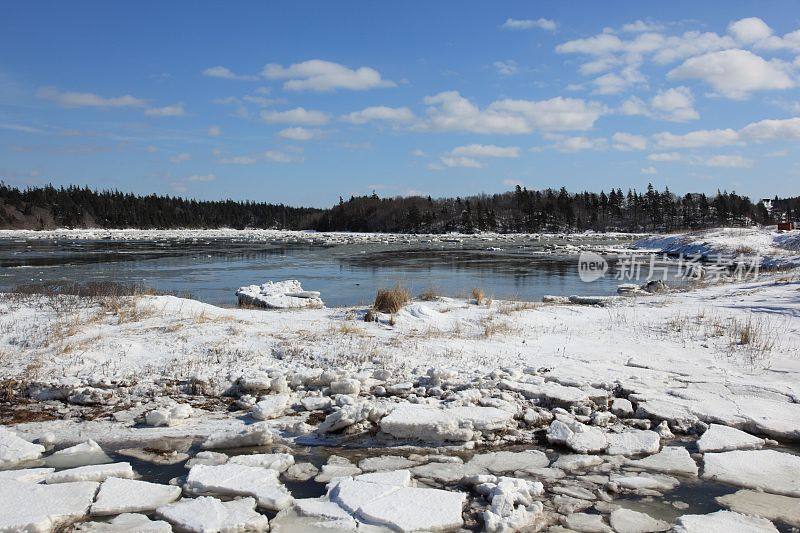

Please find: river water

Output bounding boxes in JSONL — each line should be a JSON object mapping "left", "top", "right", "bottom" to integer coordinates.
{"left": 0, "top": 234, "right": 686, "bottom": 306}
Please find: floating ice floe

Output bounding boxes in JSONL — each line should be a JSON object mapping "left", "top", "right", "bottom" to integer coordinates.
{"left": 45, "top": 439, "right": 112, "bottom": 468}
{"left": 624, "top": 446, "right": 698, "bottom": 476}
{"left": 0, "top": 427, "right": 45, "bottom": 468}
{"left": 702, "top": 450, "right": 800, "bottom": 497}
{"left": 91, "top": 477, "right": 182, "bottom": 515}
{"left": 236, "top": 279, "right": 323, "bottom": 309}
{"left": 0, "top": 479, "right": 99, "bottom": 531}
{"left": 697, "top": 424, "right": 765, "bottom": 453}
{"left": 184, "top": 463, "right": 293, "bottom": 511}
{"left": 156, "top": 496, "right": 270, "bottom": 533}
{"left": 0, "top": 467, "right": 54, "bottom": 483}
{"left": 673, "top": 510, "right": 778, "bottom": 533}
{"left": 379, "top": 403, "right": 513, "bottom": 442}
{"left": 228, "top": 452, "right": 295, "bottom": 472}
{"left": 201, "top": 422, "right": 275, "bottom": 449}
{"left": 609, "top": 508, "right": 670, "bottom": 533}
{"left": 45, "top": 462, "right": 136, "bottom": 484}
{"left": 75, "top": 513, "right": 173, "bottom": 532}
{"left": 716, "top": 490, "right": 800, "bottom": 528}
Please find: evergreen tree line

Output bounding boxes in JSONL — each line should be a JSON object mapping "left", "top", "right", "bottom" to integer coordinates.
{"left": 1, "top": 181, "right": 797, "bottom": 233}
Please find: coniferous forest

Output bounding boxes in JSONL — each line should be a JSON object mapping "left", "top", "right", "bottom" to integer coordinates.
{"left": 0, "top": 182, "right": 797, "bottom": 233}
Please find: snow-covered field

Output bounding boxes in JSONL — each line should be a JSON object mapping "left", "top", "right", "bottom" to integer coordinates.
{"left": 1, "top": 227, "right": 799, "bottom": 532}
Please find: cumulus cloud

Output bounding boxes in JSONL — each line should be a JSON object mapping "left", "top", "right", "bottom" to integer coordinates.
{"left": 591, "top": 65, "right": 646, "bottom": 95}
{"left": 653, "top": 128, "right": 741, "bottom": 149}
{"left": 728, "top": 17, "right": 773, "bottom": 44}
{"left": 278, "top": 127, "right": 320, "bottom": 141}
{"left": 739, "top": 117, "right": 800, "bottom": 141}
{"left": 450, "top": 144, "right": 520, "bottom": 158}
{"left": 704, "top": 154, "right": 754, "bottom": 168}
{"left": 221, "top": 149, "right": 303, "bottom": 165}
{"left": 549, "top": 135, "right": 608, "bottom": 152}
{"left": 260, "top": 107, "right": 330, "bottom": 125}
{"left": 341, "top": 106, "right": 415, "bottom": 124}
{"left": 501, "top": 18, "right": 556, "bottom": 31}
{"left": 262, "top": 60, "right": 395, "bottom": 91}
{"left": 421, "top": 91, "right": 605, "bottom": 134}
{"left": 649, "top": 87, "right": 699, "bottom": 122}
{"left": 202, "top": 66, "right": 259, "bottom": 81}
{"left": 668, "top": 49, "right": 794, "bottom": 99}
{"left": 621, "top": 20, "right": 663, "bottom": 33}
{"left": 612, "top": 132, "right": 647, "bottom": 151}
{"left": 37, "top": 87, "right": 146, "bottom": 108}
{"left": 640, "top": 166, "right": 658, "bottom": 174}
{"left": 145, "top": 103, "right": 186, "bottom": 117}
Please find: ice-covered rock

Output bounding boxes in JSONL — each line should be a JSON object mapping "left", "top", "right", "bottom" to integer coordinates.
{"left": 606, "top": 430, "right": 660, "bottom": 456}
{"left": 609, "top": 508, "right": 670, "bottom": 533}
{"left": 697, "top": 424, "right": 765, "bottom": 453}
{"left": 91, "top": 477, "right": 181, "bottom": 515}
{"left": 185, "top": 451, "right": 228, "bottom": 468}
{"left": 236, "top": 280, "right": 323, "bottom": 309}
{"left": 0, "top": 467, "right": 54, "bottom": 483}
{"left": 0, "top": 479, "right": 99, "bottom": 531}
{"left": 318, "top": 402, "right": 375, "bottom": 433}
{"left": 156, "top": 496, "right": 270, "bottom": 532}
{"left": 229, "top": 452, "right": 294, "bottom": 472}
{"left": 330, "top": 379, "right": 361, "bottom": 396}
{"left": 75, "top": 513, "right": 172, "bottom": 532}
{"left": 68, "top": 387, "right": 115, "bottom": 406}
{"left": 624, "top": 446, "right": 698, "bottom": 476}
{"left": 301, "top": 396, "right": 332, "bottom": 411}
{"left": 702, "top": 450, "right": 800, "bottom": 497}
{"left": 202, "top": 422, "right": 275, "bottom": 449}
{"left": 45, "top": 439, "right": 112, "bottom": 468}
{"left": 0, "top": 427, "right": 45, "bottom": 468}
{"left": 45, "top": 462, "right": 136, "bottom": 484}
{"left": 478, "top": 477, "right": 545, "bottom": 533}
{"left": 185, "top": 463, "right": 293, "bottom": 510}
{"left": 673, "top": 510, "right": 778, "bottom": 533}
{"left": 144, "top": 403, "right": 194, "bottom": 427}
{"left": 716, "top": 490, "right": 800, "bottom": 528}
{"left": 284, "top": 462, "right": 319, "bottom": 481}
{"left": 251, "top": 394, "right": 290, "bottom": 420}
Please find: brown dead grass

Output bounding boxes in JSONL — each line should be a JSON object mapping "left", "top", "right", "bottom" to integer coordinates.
{"left": 373, "top": 285, "right": 411, "bottom": 313}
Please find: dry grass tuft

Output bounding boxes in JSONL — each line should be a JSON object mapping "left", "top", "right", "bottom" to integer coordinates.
{"left": 496, "top": 301, "right": 538, "bottom": 315}
{"left": 481, "top": 315, "right": 518, "bottom": 338}
{"left": 419, "top": 288, "right": 440, "bottom": 301}
{"left": 373, "top": 285, "right": 411, "bottom": 313}
{"left": 471, "top": 287, "right": 485, "bottom": 305}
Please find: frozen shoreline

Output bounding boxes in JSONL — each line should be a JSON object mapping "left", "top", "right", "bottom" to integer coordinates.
{"left": 1, "top": 227, "right": 799, "bottom": 531}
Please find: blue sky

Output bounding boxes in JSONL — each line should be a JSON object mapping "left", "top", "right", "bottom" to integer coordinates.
{"left": 2, "top": 1, "right": 800, "bottom": 207}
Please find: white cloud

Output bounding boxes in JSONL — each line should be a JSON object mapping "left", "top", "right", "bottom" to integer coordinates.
{"left": 653, "top": 31, "right": 737, "bottom": 64}
{"left": 341, "top": 106, "right": 415, "bottom": 124}
{"left": 739, "top": 117, "right": 800, "bottom": 141}
{"left": 621, "top": 20, "right": 663, "bottom": 33}
{"left": 648, "top": 152, "right": 682, "bottom": 161}
{"left": 37, "top": 87, "right": 146, "bottom": 108}
{"left": 668, "top": 49, "right": 794, "bottom": 100}
{"left": 262, "top": 60, "right": 395, "bottom": 91}
{"left": 450, "top": 144, "right": 520, "bottom": 158}
{"left": 612, "top": 132, "right": 647, "bottom": 151}
{"left": 493, "top": 60, "right": 519, "bottom": 76}
{"left": 170, "top": 152, "right": 191, "bottom": 163}
{"left": 260, "top": 107, "right": 330, "bottom": 125}
{"left": 641, "top": 166, "right": 658, "bottom": 174}
{"left": 264, "top": 149, "right": 303, "bottom": 163}
{"left": 501, "top": 18, "right": 556, "bottom": 31}
{"left": 653, "top": 128, "right": 741, "bottom": 149}
{"left": 186, "top": 173, "right": 216, "bottom": 182}
{"left": 208, "top": 125, "right": 221, "bottom": 137}
{"left": 202, "top": 66, "right": 258, "bottom": 81}
{"left": 278, "top": 127, "right": 320, "bottom": 141}
{"left": 592, "top": 64, "right": 646, "bottom": 94}
{"left": 755, "top": 29, "right": 800, "bottom": 52}
{"left": 440, "top": 155, "right": 483, "bottom": 168}
{"left": 728, "top": 17, "right": 773, "bottom": 44}
{"left": 649, "top": 86, "right": 699, "bottom": 122}
{"left": 421, "top": 91, "right": 605, "bottom": 134}
{"left": 411, "top": 149, "right": 427, "bottom": 157}
{"left": 550, "top": 135, "right": 607, "bottom": 152}
{"left": 145, "top": 103, "right": 186, "bottom": 117}
{"left": 620, "top": 96, "right": 649, "bottom": 116}
{"left": 704, "top": 154, "right": 754, "bottom": 168}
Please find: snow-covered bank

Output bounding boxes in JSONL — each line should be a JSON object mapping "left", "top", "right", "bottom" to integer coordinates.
{"left": 1, "top": 259, "right": 800, "bottom": 530}
{"left": 636, "top": 227, "right": 800, "bottom": 268}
